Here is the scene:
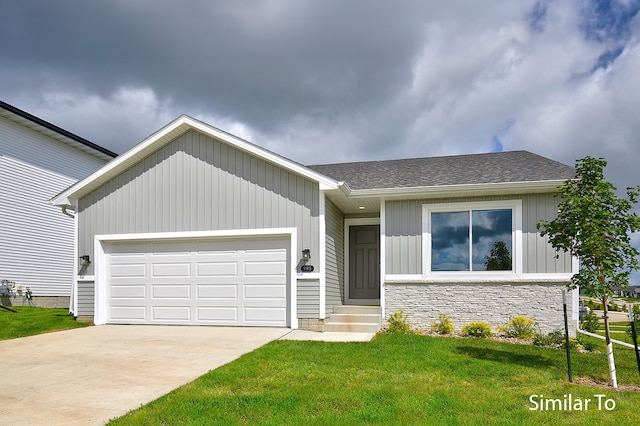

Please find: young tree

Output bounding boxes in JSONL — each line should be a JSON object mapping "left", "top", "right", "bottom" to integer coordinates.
{"left": 537, "top": 156, "right": 640, "bottom": 388}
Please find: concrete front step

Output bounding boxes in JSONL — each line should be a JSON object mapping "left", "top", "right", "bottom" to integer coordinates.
{"left": 333, "top": 305, "right": 381, "bottom": 315}
{"left": 324, "top": 305, "right": 382, "bottom": 333}
{"left": 324, "top": 322, "right": 381, "bottom": 333}
{"left": 329, "top": 313, "right": 381, "bottom": 324}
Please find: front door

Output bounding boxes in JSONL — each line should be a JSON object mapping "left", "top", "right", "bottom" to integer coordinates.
{"left": 348, "top": 225, "right": 380, "bottom": 303}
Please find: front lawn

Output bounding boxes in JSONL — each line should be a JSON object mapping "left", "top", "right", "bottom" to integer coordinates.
{"left": 110, "top": 333, "right": 640, "bottom": 425}
{"left": 0, "top": 306, "right": 90, "bottom": 340}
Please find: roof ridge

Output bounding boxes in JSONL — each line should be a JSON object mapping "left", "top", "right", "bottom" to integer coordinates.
{"left": 307, "top": 150, "right": 531, "bottom": 168}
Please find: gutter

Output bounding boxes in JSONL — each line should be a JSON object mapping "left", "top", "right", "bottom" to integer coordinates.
{"left": 347, "top": 180, "right": 566, "bottom": 199}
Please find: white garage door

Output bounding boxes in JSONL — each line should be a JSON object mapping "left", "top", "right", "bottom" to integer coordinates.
{"left": 104, "top": 237, "right": 289, "bottom": 326}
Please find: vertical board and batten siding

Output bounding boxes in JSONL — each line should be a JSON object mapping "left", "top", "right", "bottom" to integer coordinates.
{"left": 521, "top": 194, "right": 573, "bottom": 274}
{"left": 385, "top": 200, "right": 422, "bottom": 275}
{"left": 324, "top": 198, "right": 344, "bottom": 315}
{"left": 385, "top": 194, "right": 572, "bottom": 275}
{"left": 77, "top": 129, "right": 320, "bottom": 277}
{"left": 0, "top": 116, "right": 107, "bottom": 295}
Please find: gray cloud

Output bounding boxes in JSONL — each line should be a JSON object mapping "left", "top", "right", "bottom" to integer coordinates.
{"left": 1, "top": 0, "right": 639, "bottom": 194}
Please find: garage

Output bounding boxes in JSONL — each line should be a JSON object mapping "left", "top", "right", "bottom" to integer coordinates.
{"left": 101, "top": 236, "right": 290, "bottom": 327}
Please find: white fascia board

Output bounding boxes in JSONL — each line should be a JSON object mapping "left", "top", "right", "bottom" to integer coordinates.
{"left": 348, "top": 180, "right": 565, "bottom": 199}
{"left": 52, "top": 115, "right": 339, "bottom": 206}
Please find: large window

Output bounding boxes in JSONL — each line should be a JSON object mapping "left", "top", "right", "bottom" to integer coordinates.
{"left": 424, "top": 201, "right": 521, "bottom": 275}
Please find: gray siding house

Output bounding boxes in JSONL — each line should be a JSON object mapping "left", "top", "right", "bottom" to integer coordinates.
{"left": 52, "top": 115, "right": 577, "bottom": 332}
{"left": 1, "top": 100, "right": 116, "bottom": 307}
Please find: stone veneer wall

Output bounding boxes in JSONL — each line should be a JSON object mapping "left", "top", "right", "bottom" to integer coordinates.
{"left": 385, "top": 281, "right": 576, "bottom": 336}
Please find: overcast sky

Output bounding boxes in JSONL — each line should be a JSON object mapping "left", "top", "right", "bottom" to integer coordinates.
{"left": 3, "top": 1, "right": 640, "bottom": 282}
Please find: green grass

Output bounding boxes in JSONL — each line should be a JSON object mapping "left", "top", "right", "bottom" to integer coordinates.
{"left": 109, "top": 333, "right": 640, "bottom": 425}
{"left": 591, "top": 321, "right": 640, "bottom": 345}
{"left": 0, "top": 306, "right": 90, "bottom": 340}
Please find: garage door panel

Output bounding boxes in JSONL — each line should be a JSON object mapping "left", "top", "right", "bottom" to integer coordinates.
{"left": 152, "top": 284, "right": 190, "bottom": 299}
{"left": 244, "top": 284, "right": 287, "bottom": 299}
{"left": 244, "top": 261, "right": 286, "bottom": 276}
{"left": 197, "top": 306, "right": 238, "bottom": 322}
{"left": 197, "top": 284, "right": 238, "bottom": 299}
{"left": 152, "top": 263, "right": 191, "bottom": 277}
{"left": 244, "top": 307, "right": 286, "bottom": 323}
{"left": 152, "top": 306, "right": 191, "bottom": 321}
{"left": 105, "top": 237, "right": 288, "bottom": 327}
{"left": 196, "top": 262, "right": 238, "bottom": 277}
{"left": 110, "top": 263, "right": 146, "bottom": 278}
{"left": 110, "top": 285, "right": 146, "bottom": 299}
{"left": 110, "top": 306, "right": 146, "bottom": 320}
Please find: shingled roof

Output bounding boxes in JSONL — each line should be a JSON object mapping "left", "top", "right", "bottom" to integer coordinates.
{"left": 307, "top": 150, "right": 575, "bottom": 191}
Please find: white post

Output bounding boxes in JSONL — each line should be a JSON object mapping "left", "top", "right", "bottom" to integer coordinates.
{"left": 606, "top": 342, "right": 618, "bottom": 388}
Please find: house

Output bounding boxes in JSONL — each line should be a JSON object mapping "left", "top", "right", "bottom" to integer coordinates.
{"left": 0, "top": 100, "right": 116, "bottom": 307}
{"left": 51, "top": 115, "right": 578, "bottom": 333}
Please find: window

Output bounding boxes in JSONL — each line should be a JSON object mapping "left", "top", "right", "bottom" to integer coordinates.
{"left": 423, "top": 201, "right": 521, "bottom": 275}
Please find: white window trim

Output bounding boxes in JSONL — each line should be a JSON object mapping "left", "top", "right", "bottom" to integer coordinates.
{"left": 421, "top": 200, "right": 522, "bottom": 281}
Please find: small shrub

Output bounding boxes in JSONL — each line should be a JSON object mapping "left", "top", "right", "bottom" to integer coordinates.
{"left": 533, "top": 329, "right": 564, "bottom": 348}
{"left": 461, "top": 321, "right": 492, "bottom": 338}
{"left": 580, "top": 310, "right": 600, "bottom": 333}
{"left": 387, "top": 311, "right": 412, "bottom": 334}
{"left": 533, "top": 330, "right": 583, "bottom": 350}
{"left": 563, "top": 337, "right": 581, "bottom": 350}
{"left": 431, "top": 313, "right": 454, "bottom": 335}
{"left": 499, "top": 315, "right": 537, "bottom": 339}
{"left": 576, "top": 335, "right": 596, "bottom": 352}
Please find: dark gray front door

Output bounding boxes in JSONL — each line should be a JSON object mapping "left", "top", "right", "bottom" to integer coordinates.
{"left": 349, "top": 225, "right": 380, "bottom": 301}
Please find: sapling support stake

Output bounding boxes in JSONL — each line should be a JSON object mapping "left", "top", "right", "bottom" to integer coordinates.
{"left": 629, "top": 304, "right": 640, "bottom": 377}
{"left": 563, "top": 291, "right": 572, "bottom": 382}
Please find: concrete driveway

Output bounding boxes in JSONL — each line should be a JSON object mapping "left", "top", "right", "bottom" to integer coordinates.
{"left": 0, "top": 325, "right": 289, "bottom": 425}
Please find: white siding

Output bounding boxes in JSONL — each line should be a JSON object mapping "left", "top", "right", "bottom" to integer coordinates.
{"left": 0, "top": 115, "right": 108, "bottom": 296}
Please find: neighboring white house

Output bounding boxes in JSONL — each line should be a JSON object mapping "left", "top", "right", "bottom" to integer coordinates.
{"left": 0, "top": 100, "right": 116, "bottom": 307}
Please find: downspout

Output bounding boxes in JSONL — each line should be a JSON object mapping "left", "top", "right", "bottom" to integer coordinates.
{"left": 62, "top": 205, "right": 75, "bottom": 218}
{"left": 60, "top": 205, "right": 77, "bottom": 314}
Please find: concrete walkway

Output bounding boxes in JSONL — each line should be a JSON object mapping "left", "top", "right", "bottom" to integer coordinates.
{"left": 280, "top": 329, "right": 376, "bottom": 342}
{"left": 0, "top": 325, "right": 289, "bottom": 426}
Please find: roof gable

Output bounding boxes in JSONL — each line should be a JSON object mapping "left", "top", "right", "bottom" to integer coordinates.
{"left": 51, "top": 115, "right": 339, "bottom": 206}
{"left": 308, "top": 151, "right": 575, "bottom": 191}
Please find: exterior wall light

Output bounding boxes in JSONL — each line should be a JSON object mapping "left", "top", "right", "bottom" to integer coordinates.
{"left": 80, "top": 255, "right": 91, "bottom": 266}
{"left": 302, "top": 249, "right": 311, "bottom": 260}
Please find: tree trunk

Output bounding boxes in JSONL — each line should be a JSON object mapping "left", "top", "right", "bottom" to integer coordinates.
{"left": 601, "top": 295, "right": 618, "bottom": 388}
